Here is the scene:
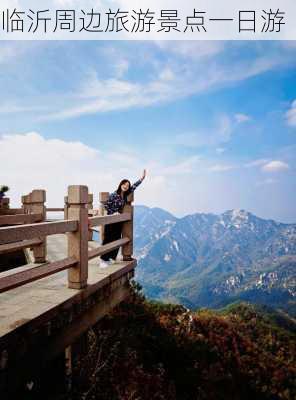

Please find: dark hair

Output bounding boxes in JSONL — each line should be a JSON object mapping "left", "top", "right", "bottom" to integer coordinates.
{"left": 116, "top": 179, "right": 131, "bottom": 199}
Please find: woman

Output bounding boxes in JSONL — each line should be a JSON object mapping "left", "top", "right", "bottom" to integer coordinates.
{"left": 100, "top": 169, "right": 146, "bottom": 267}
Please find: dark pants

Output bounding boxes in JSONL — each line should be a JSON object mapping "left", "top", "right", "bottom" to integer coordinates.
{"left": 101, "top": 222, "right": 122, "bottom": 261}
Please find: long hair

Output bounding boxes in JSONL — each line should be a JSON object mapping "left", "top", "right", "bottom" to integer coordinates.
{"left": 116, "top": 179, "right": 131, "bottom": 199}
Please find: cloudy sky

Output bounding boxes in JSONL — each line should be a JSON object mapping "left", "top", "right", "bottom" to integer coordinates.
{"left": 0, "top": 40, "right": 295, "bottom": 222}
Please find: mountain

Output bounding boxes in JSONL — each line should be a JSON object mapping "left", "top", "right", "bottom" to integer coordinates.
{"left": 26, "top": 288, "right": 296, "bottom": 400}
{"left": 134, "top": 207, "right": 296, "bottom": 315}
{"left": 134, "top": 205, "right": 177, "bottom": 259}
{"left": 68, "top": 292, "right": 296, "bottom": 400}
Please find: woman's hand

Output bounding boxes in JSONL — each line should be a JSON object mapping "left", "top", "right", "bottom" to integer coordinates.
{"left": 141, "top": 169, "right": 147, "bottom": 181}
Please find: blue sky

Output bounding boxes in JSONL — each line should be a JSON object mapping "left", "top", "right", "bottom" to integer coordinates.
{"left": 0, "top": 40, "right": 295, "bottom": 222}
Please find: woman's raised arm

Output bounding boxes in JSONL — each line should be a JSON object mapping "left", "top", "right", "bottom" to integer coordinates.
{"left": 130, "top": 169, "right": 147, "bottom": 192}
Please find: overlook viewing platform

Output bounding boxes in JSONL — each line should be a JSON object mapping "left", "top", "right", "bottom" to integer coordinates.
{"left": 0, "top": 186, "right": 136, "bottom": 396}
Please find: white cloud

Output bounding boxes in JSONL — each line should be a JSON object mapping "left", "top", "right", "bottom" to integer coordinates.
{"left": 217, "top": 115, "right": 233, "bottom": 142}
{"left": 174, "top": 132, "right": 205, "bottom": 148}
{"left": 209, "top": 164, "right": 236, "bottom": 172}
{"left": 0, "top": 45, "right": 18, "bottom": 64}
{"left": 286, "top": 100, "right": 296, "bottom": 127}
{"left": 79, "top": 73, "right": 140, "bottom": 99}
{"left": 235, "top": 113, "right": 251, "bottom": 123}
{"left": 1, "top": 131, "right": 294, "bottom": 222}
{"left": 0, "top": 131, "right": 239, "bottom": 216}
{"left": 0, "top": 104, "right": 47, "bottom": 114}
{"left": 261, "top": 160, "right": 289, "bottom": 172}
{"left": 0, "top": 42, "right": 36, "bottom": 65}
{"left": 46, "top": 52, "right": 279, "bottom": 120}
{"left": 255, "top": 178, "right": 277, "bottom": 187}
{"left": 40, "top": 73, "right": 173, "bottom": 120}
{"left": 244, "top": 158, "right": 270, "bottom": 168}
{"left": 155, "top": 41, "right": 225, "bottom": 60}
{"left": 0, "top": 132, "right": 108, "bottom": 207}
{"left": 174, "top": 114, "right": 233, "bottom": 149}
{"left": 24, "top": 43, "right": 291, "bottom": 121}
{"left": 162, "top": 156, "right": 201, "bottom": 175}
{"left": 0, "top": 40, "right": 292, "bottom": 121}
{"left": 216, "top": 147, "right": 226, "bottom": 154}
{"left": 159, "top": 67, "right": 175, "bottom": 81}
{"left": 0, "top": 132, "right": 201, "bottom": 212}
{"left": 109, "top": 58, "right": 129, "bottom": 79}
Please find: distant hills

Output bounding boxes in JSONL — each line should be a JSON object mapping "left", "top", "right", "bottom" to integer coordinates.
{"left": 134, "top": 206, "right": 296, "bottom": 316}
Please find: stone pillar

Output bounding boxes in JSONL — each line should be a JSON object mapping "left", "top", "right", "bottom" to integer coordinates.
{"left": 87, "top": 193, "right": 93, "bottom": 241}
{"left": 22, "top": 194, "right": 31, "bottom": 214}
{"left": 64, "top": 196, "right": 68, "bottom": 219}
{"left": 67, "top": 185, "right": 88, "bottom": 289}
{"left": 122, "top": 192, "right": 134, "bottom": 261}
{"left": 99, "top": 192, "right": 109, "bottom": 244}
{"left": 0, "top": 197, "right": 9, "bottom": 211}
{"left": 30, "top": 189, "right": 47, "bottom": 263}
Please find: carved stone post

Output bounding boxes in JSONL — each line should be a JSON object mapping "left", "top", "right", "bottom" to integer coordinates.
{"left": 99, "top": 192, "right": 109, "bottom": 244}
{"left": 122, "top": 192, "right": 134, "bottom": 261}
{"left": 30, "top": 189, "right": 47, "bottom": 263}
{"left": 0, "top": 197, "right": 9, "bottom": 210}
{"left": 67, "top": 185, "right": 88, "bottom": 289}
{"left": 64, "top": 196, "right": 68, "bottom": 219}
{"left": 87, "top": 193, "right": 93, "bottom": 241}
{"left": 22, "top": 194, "right": 31, "bottom": 214}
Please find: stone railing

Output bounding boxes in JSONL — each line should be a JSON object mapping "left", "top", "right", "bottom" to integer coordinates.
{"left": 0, "top": 185, "right": 134, "bottom": 293}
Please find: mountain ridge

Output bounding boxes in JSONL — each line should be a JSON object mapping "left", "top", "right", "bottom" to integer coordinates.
{"left": 134, "top": 205, "right": 296, "bottom": 315}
